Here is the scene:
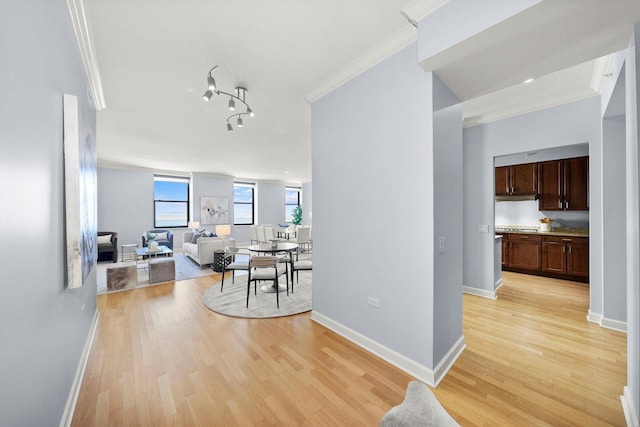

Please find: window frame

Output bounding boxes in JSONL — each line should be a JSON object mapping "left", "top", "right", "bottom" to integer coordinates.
{"left": 285, "top": 186, "right": 301, "bottom": 223}
{"left": 233, "top": 182, "right": 255, "bottom": 226}
{"left": 153, "top": 175, "right": 190, "bottom": 228}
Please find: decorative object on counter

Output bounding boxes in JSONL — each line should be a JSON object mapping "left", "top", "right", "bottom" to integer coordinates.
{"left": 539, "top": 217, "right": 554, "bottom": 232}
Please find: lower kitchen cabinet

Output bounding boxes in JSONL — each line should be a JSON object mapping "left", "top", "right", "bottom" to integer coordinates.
{"left": 508, "top": 234, "right": 542, "bottom": 271}
{"left": 501, "top": 233, "right": 589, "bottom": 283}
{"left": 542, "top": 236, "right": 589, "bottom": 279}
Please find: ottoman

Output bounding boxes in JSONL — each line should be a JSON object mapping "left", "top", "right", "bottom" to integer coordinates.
{"left": 149, "top": 258, "right": 175, "bottom": 284}
{"left": 106, "top": 263, "right": 137, "bottom": 291}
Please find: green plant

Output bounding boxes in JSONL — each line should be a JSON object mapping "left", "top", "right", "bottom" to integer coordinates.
{"left": 291, "top": 206, "right": 303, "bottom": 225}
{"left": 145, "top": 231, "right": 156, "bottom": 241}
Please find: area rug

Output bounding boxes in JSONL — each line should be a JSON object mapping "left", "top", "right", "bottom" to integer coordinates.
{"left": 96, "top": 254, "right": 215, "bottom": 294}
{"left": 202, "top": 270, "right": 312, "bottom": 318}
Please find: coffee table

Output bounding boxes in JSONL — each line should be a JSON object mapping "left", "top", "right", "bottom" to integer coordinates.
{"left": 135, "top": 245, "right": 173, "bottom": 260}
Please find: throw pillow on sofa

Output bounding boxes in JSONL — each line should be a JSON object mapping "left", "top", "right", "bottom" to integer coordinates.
{"left": 97, "top": 234, "right": 111, "bottom": 244}
{"left": 190, "top": 232, "right": 203, "bottom": 243}
{"left": 152, "top": 232, "right": 168, "bottom": 241}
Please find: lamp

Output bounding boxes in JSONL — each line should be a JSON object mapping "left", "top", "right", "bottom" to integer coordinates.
{"left": 215, "top": 224, "right": 231, "bottom": 239}
{"left": 202, "top": 65, "right": 254, "bottom": 130}
{"left": 188, "top": 221, "right": 200, "bottom": 231}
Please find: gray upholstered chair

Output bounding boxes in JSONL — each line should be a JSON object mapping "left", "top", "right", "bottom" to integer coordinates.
{"left": 142, "top": 229, "right": 174, "bottom": 249}
{"left": 97, "top": 231, "right": 118, "bottom": 262}
{"left": 220, "top": 247, "right": 249, "bottom": 291}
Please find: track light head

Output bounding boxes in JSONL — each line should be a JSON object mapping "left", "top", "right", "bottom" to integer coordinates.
{"left": 203, "top": 66, "right": 253, "bottom": 129}
{"left": 207, "top": 75, "right": 216, "bottom": 91}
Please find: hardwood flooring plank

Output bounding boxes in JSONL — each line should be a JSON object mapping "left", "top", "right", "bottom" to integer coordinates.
{"left": 72, "top": 270, "right": 626, "bottom": 426}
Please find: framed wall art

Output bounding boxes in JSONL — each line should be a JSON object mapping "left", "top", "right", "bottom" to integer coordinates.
{"left": 201, "top": 196, "right": 229, "bottom": 225}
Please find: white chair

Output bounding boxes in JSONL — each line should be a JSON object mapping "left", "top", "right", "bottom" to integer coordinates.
{"left": 264, "top": 226, "right": 275, "bottom": 242}
{"left": 220, "top": 247, "right": 249, "bottom": 292}
{"left": 247, "top": 256, "right": 288, "bottom": 308}
{"left": 257, "top": 226, "right": 267, "bottom": 243}
{"left": 290, "top": 255, "right": 312, "bottom": 288}
{"left": 296, "top": 226, "right": 311, "bottom": 252}
{"left": 249, "top": 226, "right": 259, "bottom": 245}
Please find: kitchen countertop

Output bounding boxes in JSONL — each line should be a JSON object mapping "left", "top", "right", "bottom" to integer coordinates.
{"left": 495, "top": 226, "right": 588, "bottom": 237}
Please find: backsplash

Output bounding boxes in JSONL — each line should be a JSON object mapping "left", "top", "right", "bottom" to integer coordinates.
{"left": 495, "top": 200, "right": 589, "bottom": 228}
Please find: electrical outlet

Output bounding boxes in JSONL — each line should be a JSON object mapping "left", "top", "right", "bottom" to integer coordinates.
{"left": 439, "top": 236, "right": 446, "bottom": 253}
{"left": 368, "top": 297, "right": 379, "bottom": 308}
{"left": 479, "top": 224, "right": 489, "bottom": 233}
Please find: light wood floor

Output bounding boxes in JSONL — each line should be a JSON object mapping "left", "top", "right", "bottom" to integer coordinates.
{"left": 72, "top": 271, "right": 626, "bottom": 426}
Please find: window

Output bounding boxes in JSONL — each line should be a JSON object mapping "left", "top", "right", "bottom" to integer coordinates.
{"left": 154, "top": 175, "right": 189, "bottom": 228}
{"left": 285, "top": 187, "right": 301, "bottom": 222}
{"left": 234, "top": 182, "right": 255, "bottom": 225}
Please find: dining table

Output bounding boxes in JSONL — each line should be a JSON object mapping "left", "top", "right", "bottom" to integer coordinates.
{"left": 247, "top": 242, "right": 299, "bottom": 293}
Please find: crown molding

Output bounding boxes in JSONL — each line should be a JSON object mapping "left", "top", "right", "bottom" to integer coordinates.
{"left": 66, "top": 0, "right": 106, "bottom": 111}
{"left": 401, "top": 0, "right": 450, "bottom": 23}
{"left": 305, "top": 25, "right": 417, "bottom": 103}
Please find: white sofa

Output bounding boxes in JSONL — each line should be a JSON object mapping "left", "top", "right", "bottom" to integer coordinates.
{"left": 183, "top": 231, "right": 236, "bottom": 268}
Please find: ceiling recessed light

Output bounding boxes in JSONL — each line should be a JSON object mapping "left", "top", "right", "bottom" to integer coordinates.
{"left": 524, "top": 78, "right": 534, "bottom": 84}
{"left": 284, "top": 171, "right": 289, "bottom": 174}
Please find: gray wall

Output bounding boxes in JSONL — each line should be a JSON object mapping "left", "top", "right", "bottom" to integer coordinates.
{"left": 625, "top": 22, "right": 640, "bottom": 424}
{"left": 311, "top": 43, "right": 463, "bottom": 375}
{"left": 0, "top": 0, "right": 98, "bottom": 425}
{"left": 302, "top": 182, "right": 312, "bottom": 225}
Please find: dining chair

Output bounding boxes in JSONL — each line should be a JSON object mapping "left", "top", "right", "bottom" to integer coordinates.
{"left": 296, "top": 226, "right": 311, "bottom": 252}
{"left": 247, "top": 256, "right": 288, "bottom": 308}
{"left": 249, "top": 225, "right": 259, "bottom": 245}
{"left": 220, "top": 247, "right": 249, "bottom": 292}
{"left": 290, "top": 254, "right": 312, "bottom": 287}
{"left": 264, "top": 226, "right": 276, "bottom": 242}
{"left": 257, "top": 226, "right": 267, "bottom": 243}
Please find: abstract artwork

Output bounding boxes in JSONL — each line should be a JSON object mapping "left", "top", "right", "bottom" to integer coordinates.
{"left": 64, "top": 94, "right": 97, "bottom": 289}
{"left": 201, "top": 196, "right": 229, "bottom": 225}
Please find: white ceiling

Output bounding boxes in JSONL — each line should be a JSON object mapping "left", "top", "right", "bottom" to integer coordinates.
{"left": 85, "top": 0, "right": 640, "bottom": 183}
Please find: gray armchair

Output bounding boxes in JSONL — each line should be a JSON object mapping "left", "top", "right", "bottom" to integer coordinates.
{"left": 97, "top": 231, "right": 118, "bottom": 262}
{"left": 142, "top": 229, "right": 174, "bottom": 250}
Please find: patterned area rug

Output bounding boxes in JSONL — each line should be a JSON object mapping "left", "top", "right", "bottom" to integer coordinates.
{"left": 202, "top": 269, "right": 312, "bottom": 318}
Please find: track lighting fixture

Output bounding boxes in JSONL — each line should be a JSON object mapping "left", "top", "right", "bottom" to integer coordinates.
{"left": 202, "top": 65, "right": 254, "bottom": 130}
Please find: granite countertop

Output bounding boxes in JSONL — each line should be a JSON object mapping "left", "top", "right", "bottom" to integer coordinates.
{"left": 495, "top": 226, "right": 589, "bottom": 237}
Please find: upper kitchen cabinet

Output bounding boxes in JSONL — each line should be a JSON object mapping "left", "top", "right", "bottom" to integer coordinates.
{"left": 538, "top": 156, "right": 588, "bottom": 211}
{"left": 495, "top": 163, "right": 538, "bottom": 196}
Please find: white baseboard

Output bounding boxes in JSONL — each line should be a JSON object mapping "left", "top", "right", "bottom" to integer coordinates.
{"left": 587, "top": 310, "right": 627, "bottom": 333}
{"left": 495, "top": 278, "right": 504, "bottom": 291}
{"left": 587, "top": 310, "right": 602, "bottom": 324}
{"left": 463, "top": 285, "right": 497, "bottom": 300}
{"left": 60, "top": 308, "right": 99, "bottom": 427}
{"left": 601, "top": 317, "right": 628, "bottom": 333}
{"left": 433, "top": 335, "right": 467, "bottom": 387}
{"left": 621, "top": 386, "right": 639, "bottom": 427}
{"left": 311, "top": 311, "right": 465, "bottom": 388}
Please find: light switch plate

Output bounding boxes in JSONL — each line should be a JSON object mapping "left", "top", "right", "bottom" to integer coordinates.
{"left": 479, "top": 224, "right": 489, "bottom": 233}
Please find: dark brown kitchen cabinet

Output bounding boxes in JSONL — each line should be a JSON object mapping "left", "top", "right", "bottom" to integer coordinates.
{"left": 495, "top": 163, "right": 538, "bottom": 196}
{"left": 542, "top": 235, "right": 589, "bottom": 280}
{"left": 538, "top": 156, "right": 588, "bottom": 211}
{"left": 508, "top": 234, "right": 541, "bottom": 271}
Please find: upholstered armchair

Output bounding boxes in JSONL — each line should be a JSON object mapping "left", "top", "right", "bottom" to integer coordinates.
{"left": 142, "top": 229, "right": 174, "bottom": 250}
{"left": 97, "top": 231, "right": 118, "bottom": 262}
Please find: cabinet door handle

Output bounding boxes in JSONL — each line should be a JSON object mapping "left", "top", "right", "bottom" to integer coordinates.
{"left": 562, "top": 238, "right": 572, "bottom": 241}
{"left": 521, "top": 236, "right": 528, "bottom": 239}
{"left": 563, "top": 246, "right": 566, "bottom": 253}
{"left": 559, "top": 200, "right": 562, "bottom": 209}
{"left": 568, "top": 246, "right": 572, "bottom": 253}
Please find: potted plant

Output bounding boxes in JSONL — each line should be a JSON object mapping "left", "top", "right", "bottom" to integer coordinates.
{"left": 291, "top": 206, "right": 303, "bottom": 226}
{"left": 146, "top": 231, "right": 159, "bottom": 251}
